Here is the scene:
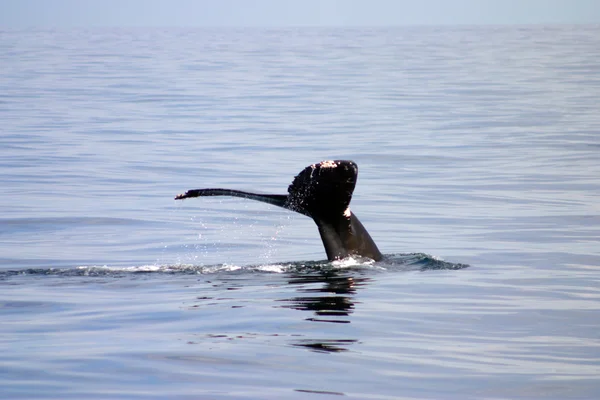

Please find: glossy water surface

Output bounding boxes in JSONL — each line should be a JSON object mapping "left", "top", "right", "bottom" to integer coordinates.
{"left": 1, "top": 26, "right": 600, "bottom": 399}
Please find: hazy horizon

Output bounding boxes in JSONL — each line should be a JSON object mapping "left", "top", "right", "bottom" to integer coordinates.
{"left": 1, "top": 0, "right": 599, "bottom": 28}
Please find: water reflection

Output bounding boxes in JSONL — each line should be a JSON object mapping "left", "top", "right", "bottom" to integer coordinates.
{"left": 291, "top": 338, "right": 358, "bottom": 353}
{"left": 279, "top": 272, "right": 369, "bottom": 323}
{"left": 185, "top": 270, "right": 372, "bottom": 354}
{"left": 280, "top": 271, "right": 371, "bottom": 353}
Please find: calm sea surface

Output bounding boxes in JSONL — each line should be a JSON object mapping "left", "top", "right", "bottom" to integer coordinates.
{"left": 1, "top": 26, "right": 599, "bottom": 399}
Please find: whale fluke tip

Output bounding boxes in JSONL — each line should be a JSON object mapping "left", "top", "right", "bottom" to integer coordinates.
{"left": 175, "top": 190, "right": 197, "bottom": 200}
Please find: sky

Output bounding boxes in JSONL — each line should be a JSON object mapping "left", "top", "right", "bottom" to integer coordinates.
{"left": 0, "top": 0, "right": 599, "bottom": 27}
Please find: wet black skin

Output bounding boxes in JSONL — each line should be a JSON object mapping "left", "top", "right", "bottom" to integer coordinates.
{"left": 175, "top": 160, "right": 382, "bottom": 262}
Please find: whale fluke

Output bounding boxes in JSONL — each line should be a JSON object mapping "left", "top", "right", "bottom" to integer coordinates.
{"left": 175, "top": 160, "right": 382, "bottom": 261}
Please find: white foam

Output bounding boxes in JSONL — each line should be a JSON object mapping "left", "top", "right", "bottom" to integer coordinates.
{"left": 253, "top": 264, "right": 287, "bottom": 273}
{"left": 331, "top": 256, "right": 376, "bottom": 268}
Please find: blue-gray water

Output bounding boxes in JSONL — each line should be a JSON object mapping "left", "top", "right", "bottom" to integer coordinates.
{"left": 1, "top": 26, "right": 600, "bottom": 399}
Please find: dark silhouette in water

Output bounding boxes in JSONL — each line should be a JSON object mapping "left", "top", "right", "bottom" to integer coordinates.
{"left": 175, "top": 160, "right": 382, "bottom": 261}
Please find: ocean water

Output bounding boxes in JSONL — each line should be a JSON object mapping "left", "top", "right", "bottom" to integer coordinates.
{"left": 1, "top": 26, "right": 599, "bottom": 399}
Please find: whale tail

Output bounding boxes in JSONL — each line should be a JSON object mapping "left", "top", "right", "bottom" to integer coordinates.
{"left": 175, "top": 160, "right": 382, "bottom": 261}
{"left": 284, "top": 160, "right": 356, "bottom": 218}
